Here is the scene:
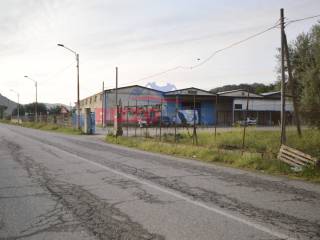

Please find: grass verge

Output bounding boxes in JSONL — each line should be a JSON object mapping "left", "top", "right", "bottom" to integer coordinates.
{"left": 106, "top": 128, "right": 320, "bottom": 182}
{"left": 0, "top": 120, "right": 82, "bottom": 135}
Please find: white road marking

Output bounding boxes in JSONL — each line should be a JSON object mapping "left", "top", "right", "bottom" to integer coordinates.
{"left": 50, "top": 144, "right": 294, "bottom": 240}
{"left": 7, "top": 126, "right": 294, "bottom": 240}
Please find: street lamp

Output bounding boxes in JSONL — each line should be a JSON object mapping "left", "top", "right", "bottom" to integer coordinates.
{"left": 24, "top": 75, "right": 38, "bottom": 122}
{"left": 10, "top": 89, "right": 20, "bottom": 124}
{"left": 57, "top": 43, "right": 80, "bottom": 130}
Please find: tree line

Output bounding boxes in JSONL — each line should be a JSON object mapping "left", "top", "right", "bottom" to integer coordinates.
{"left": 11, "top": 104, "right": 68, "bottom": 116}
{"left": 210, "top": 82, "right": 279, "bottom": 94}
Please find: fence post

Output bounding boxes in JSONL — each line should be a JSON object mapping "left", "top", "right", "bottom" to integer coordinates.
{"left": 126, "top": 101, "right": 129, "bottom": 137}
{"left": 214, "top": 94, "right": 218, "bottom": 140}
{"left": 160, "top": 101, "right": 162, "bottom": 141}
{"left": 135, "top": 99, "right": 137, "bottom": 137}
{"left": 175, "top": 95, "right": 178, "bottom": 143}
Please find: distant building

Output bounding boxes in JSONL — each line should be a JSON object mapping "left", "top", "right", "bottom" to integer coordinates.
{"left": 80, "top": 85, "right": 294, "bottom": 126}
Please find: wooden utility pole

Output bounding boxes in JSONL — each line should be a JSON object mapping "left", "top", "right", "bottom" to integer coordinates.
{"left": 159, "top": 98, "right": 162, "bottom": 141}
{"left": 174, "top": 95, "right": 178, "bottom": 143}
{"left": 102, "top": 81, "right": 104, "bottom": 128}
{"left": 115, "top": 67, "right": 122, "bottom": 137}
{"left": 283, "top": 32, "right": 302, "bottom": 137}
{"left": 191, "top": 91, "right": 198, "bottom": 145}
{"left": 76, "top": 53, "right": 80, "bottom": 130}
{"left": 242, "top": 90, "right": 250, "bottom": 151}
{"left": 214, "top": 94, "right": 218, "bottom": 140}
{"left": 115, "top": 67, "right": 118, "bottom": 110}
{"left": 280, "top": 8, "right": 286, "bottom": 144}
{"left": 126, "top": 101, "right": 129, "bottom": 137}
{"left": 135, "top": 99, "right": 137, "bottom": 137}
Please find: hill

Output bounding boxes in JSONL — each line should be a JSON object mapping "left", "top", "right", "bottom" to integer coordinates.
{"left": 0, "top": 93, "right": 17, "bottom": 117}
{"left": 210, "top": 82, "right": 279, "bottom": 94}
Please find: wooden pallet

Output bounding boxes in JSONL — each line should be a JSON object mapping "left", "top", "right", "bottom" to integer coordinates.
{"left": 278, "top": 145, "right": 318, "bottom": 168}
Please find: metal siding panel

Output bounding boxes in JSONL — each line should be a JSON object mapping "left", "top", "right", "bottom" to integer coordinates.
{"left": 201, "top": 101, "right": 214, "bottom": 125}
{"left": 233, "top": 99, "right": 294, "bottom": 111}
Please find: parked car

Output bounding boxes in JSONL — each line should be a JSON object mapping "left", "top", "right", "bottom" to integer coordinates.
{"left": 239, "top": 117, "right": 257, "bottom": 126}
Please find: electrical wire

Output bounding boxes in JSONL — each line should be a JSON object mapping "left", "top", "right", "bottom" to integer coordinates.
{"left": 185, "top": 23, "right": 280, "bottom": 69}
{"left": 122, "top": 13, "right": 320, "bottom": 86}
{"left": 285, "top": 14, "right": 320, "bottom": 26}
{"left": 122, "top": 22, "right": 281, "bottom": 86}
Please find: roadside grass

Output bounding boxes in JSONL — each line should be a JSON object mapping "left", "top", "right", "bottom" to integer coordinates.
{"left": 0, "top": 120, "right": 82, "bottom": 135}
{"left": 106, "top": 128, "right": 320, "bottom": 182}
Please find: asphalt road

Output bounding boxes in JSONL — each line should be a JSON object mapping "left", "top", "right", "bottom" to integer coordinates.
{"left": 0, "top": 123, "right": 319, "bottom": 240}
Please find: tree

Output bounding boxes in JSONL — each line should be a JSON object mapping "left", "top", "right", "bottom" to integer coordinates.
{"left": 281, "top": 22, "right": 320, "bottom": 128}
{"left": 24, "top": 102, "right": 47, "bottom": 115}
{"left": 210, "top": 83, "right": 278, "bottom": 94}
{"left": 12, "top": 105, "right": 25, "bottom": 116}
{"left": 48, "top": 105, "right": 62, "bottom": 115}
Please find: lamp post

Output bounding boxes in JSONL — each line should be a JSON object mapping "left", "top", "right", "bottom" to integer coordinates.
{"left": 57, "top": 43, "right": 80, "bottom": 130}
{"left": 10, "top": 89, "right": 20, "bottom": 124}
{"left": 24, "top": 76, "right": 38, "bottom": 122}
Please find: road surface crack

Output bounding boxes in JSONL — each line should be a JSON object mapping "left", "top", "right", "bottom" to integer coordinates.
{"left": 4, "top": 139, "right": 164, "bottom": 240}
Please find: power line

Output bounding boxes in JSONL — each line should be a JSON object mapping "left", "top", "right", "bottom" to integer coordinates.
{"left": 286, "top": 14, "right": 320, "bottom": 26}
{"left": 121, "top": 13, "right": 320, "bottom": 87}
{"left": 122, "top": 22, "right": 280, "bottom": 86}
{"left": 186, "top": 23, "right": 280, "bottom": 69}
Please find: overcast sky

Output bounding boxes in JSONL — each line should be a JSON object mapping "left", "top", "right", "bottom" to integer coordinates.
{"left": 1, "top": 0, "right": 320, "bottom": 105}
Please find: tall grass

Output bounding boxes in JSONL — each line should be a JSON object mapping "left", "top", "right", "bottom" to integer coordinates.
{"left": 106, "top": 128, "right": 320, "bottom": 182}
{"left": 22, "top": 122, "right": 82, "bottom": 135}
{"left": 0, "top": 120, "right": 82, "bottom": 135}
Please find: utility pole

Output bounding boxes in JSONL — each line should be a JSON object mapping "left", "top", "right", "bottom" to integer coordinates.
{"left": 115, "top": 67, "right": 118, "bottom": 138}
{"left": 10, "top": 89, "right": 20, "bottom": 124}
{"left": 283, "top": 33, "right": 302, "bottom": 137}
{"left": 17, "top": 94, "right": 20, "bottom": 124}
{"left": 127, "top": 101, "right": 129, "bottom": 137}
{"left": 174, "top": 94, "right": 178, "bottom": 142}
{"left": 76, "top": 53, "right": 80, "bottom": 130}
{"left": 35, "top": 81, "right": 37, "bottom": 122}
{"left": 116, "top": 67, "right": 118, "bottom": 109}
{"left": 57, "top": 44, "right": 80, "bottom": 130}
{"left": 102, "top": 81, "right": 104, "bottom": 128}
{"left": 24, "top": 76, "right": 38, "bottom": 122}
{"left": 160, "top": 98, "right": 162, "bottom": 141}
{"left": 242, "top": 90, "right": 250, "bottom": 151}
{"left": 114, "top": 67, "right": 122, "bottom": 137}
{"left": 280, "top": 8, "right": 286, "bottom": 144}
{"left": 193, "top": 93, "right": 198, "bottom": 145}
{"left": 135, "top": 99, "right": 137, "bottom": 137}
{"left": 214, "top": 94, "right": 218, "bottom": 140}
{"left": 188, "top": 90, "right": 198, "bottom": 145}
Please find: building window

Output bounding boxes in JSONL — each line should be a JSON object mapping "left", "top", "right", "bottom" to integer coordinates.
{"left": 235, "top": 104, "right": 242, "bottom": 110}
{"left": 94, "top": 96, "right": 97, "bottom": 102}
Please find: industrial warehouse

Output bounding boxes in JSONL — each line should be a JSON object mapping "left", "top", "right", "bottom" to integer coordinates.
{"left": 79, "top": 85, "right": 294, "bottom": 127}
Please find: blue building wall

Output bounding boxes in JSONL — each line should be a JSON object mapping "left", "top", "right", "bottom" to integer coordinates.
{"left": 165, "top": 98, "right": 182, "bottom": 120}
{"left": 200, "top": 101, "right": 215, "bottom": 125}
{"left": 166, "top": 102, "right": 176, "bottom": 118}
